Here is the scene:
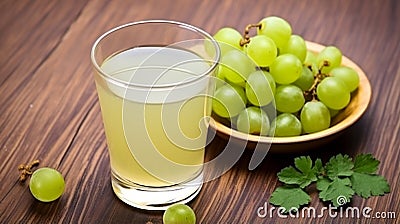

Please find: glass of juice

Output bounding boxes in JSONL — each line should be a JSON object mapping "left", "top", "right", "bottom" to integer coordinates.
{"left": 90, "top": 20, "right": 220, "bottom": 210}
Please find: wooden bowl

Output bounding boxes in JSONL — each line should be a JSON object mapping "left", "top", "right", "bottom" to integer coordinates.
{"left": 209, "top": 41, "right": 372, "bottom": 153}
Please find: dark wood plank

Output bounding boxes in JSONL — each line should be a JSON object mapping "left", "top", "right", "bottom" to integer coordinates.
{"left": 0, "top": 0, "right": 399, "bottom": 223}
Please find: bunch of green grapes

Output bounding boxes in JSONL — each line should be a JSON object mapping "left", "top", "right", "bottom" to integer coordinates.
{"left": 210, "top": 16, "right": 360, "bottom": 137}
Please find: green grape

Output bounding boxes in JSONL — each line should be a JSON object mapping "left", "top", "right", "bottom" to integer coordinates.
{"left": 264, "top": 70, "right": 276, "bottom": 93}
{"left": 269, "top": 54, "right": 302, "bottom": 84}
{"left": 211, "top": 27, "right": 243, "bottom": 55}
{"left": 245, "top": 70, "right": 276, "bottom": 106}
{"left": 330, "top": 66, "right": 359, "bottom": 92}
{"left": 261, "top": 102, "right": 277, "bottom": 124}
{"left": 29, "top": 167, "right": 65, "bottom": 202}
{"left": 281, "top": 35, "right": 307, "bottom": 62}
{"left": 317, "top": 46, "right": 342, "bottom": 74}
{"left": 269, "top": 113, "right": 302, "bottom": 137}
{"left": 317, "top": 77, "right": 350, "bottom": 110}
{"left": 293, "top": 66, "right": 314, "bottom": 91}
{"left": 163, "top": 204, "right": 196, "bottom": 224}
{"left": 257, "top": 16, "right": 292, "bottom": 50}
{"left": 212, "top": 84, "right": 246, "bottom": 118}
{"left": 232, "top": 84, "right": 247, "bottom": 103}
{"left": 219, "top": 49, "right": 255, "bottom": 86}
{"left": 300, "top": 101, "right": 331, "bottom": 133}
{"left": 329, "top": 108, "right": 340, "bottom": 118}
{"left": 214, "top": 67, "right": 226, "bottom": 88}
{"left": 304, "top": 50, "right": 318, "bottom": 75}
{"left": 245, "top": 35, "right": 277, "bottom": 67}
{"left": 236, "top": 107, "right": 270, "bottom": 136}
{"left": 275, "top": 85, "right": 305, "bottom": 113}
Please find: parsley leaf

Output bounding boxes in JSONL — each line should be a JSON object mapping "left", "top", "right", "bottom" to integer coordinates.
{"left": 325, "top": 154, "right": 354, "bottom": 180}
{"left": 351, "top": 172, "right": 390, "bottom": 198}
{"left": 277, "top": 166, "right": 310, "bottom": 188}
{"left": 294, "top": 156, "right": 313, "bottom": 173}
{"left": 313, "top": 158, "right": 324, "bottom": 175}
{"left": 316, "top": 177, "right": 331, "bottom": 191}
{"left": 270, "top": 153, "right": 391, "bottom": 211}
{"left": 277, "top": 156, "right": 317, "bottom": 188}
{"left": 319, "top": 177, "right": 354, "bottom": 207}
{"left": 353, "top": 154, "right": 379, "bottom": 174}
{"left": 269, "top": 185, "right": 311, "bottom": 212}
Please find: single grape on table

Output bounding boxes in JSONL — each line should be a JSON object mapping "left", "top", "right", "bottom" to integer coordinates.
{"left": 163, "top": 204, "right": 196, "bottom": 224}
{"left": 210, "top": 16, "right": 360, "bottom": 138}
{"left": 29, "top": 167, "right": 65, "bottom": 202}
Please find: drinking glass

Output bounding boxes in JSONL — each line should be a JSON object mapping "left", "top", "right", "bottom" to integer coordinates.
{"left": 91, "top": 20, "right": 220, "bottom": 210}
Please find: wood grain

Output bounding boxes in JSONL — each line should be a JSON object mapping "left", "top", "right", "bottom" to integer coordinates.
{"left": 0, "top": 0, "right": 399, "bottom": 223}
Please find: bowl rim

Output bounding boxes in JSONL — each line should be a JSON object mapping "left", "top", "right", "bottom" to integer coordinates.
{"left": 209, "top": 41, "right": 372, "bottom": 145}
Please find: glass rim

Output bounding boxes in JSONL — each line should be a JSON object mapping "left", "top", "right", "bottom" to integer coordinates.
{"left": 90, "top": 19, "right": 221, "bottom": 89}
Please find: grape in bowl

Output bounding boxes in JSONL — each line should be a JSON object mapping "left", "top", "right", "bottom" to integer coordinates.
{"left": 209, "top": 41, "right": 371, "bottom": 153}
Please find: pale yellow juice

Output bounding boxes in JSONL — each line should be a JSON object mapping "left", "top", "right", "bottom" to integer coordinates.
{"left": 95, "top": 47, "right": 211, "bottom": 187}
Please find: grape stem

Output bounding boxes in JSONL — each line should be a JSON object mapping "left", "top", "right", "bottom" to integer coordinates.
{"left": 304, "top": 62, "right": 330, "bottom": 101}
{"left": 240, "top": 23, "right": 262, "bottom": 46}
{"left": 18, "top": 159, "right": 40, "bottom": 182}
{"left": 304, "top": 74, "right": 321, "bottom": 101}
{"left": 319, "top": 60, "right": 330, "bottom": 74}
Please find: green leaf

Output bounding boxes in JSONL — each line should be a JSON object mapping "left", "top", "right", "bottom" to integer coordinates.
{"left": 277, "top": 157, "right": 318, "bottom": 188}
{"left": 316, "top": 177, "right": 331, "bottom": 191}
{"left": 319, "top": 177, "right": 354, "bottom": 207}
{"left": 269, "top": 185, "right": 311, "bottom": 212}
{"left": 271, "top": 153, "right": 391, "bottom": 212}
{"left": 325, "top": 154, "right": 354, "bottom": 180}
{"left": 277, "top": 166, "right": 305, "bottom": 188}
{"left": 351, "top": 172, "right": 390, "bottom": 198}
{"left": 313, "top": 158, "right": 324, "bottom": 175}
{"left": 353, "top": 154, "right": 379, "bottom": 174}
{"left": 294, "top": 156, "right": 313, "bottom": 173}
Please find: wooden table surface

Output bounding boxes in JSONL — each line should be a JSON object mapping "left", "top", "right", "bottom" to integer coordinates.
{"left": 0, "top": 0, "right": 399, "bottom": 223}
